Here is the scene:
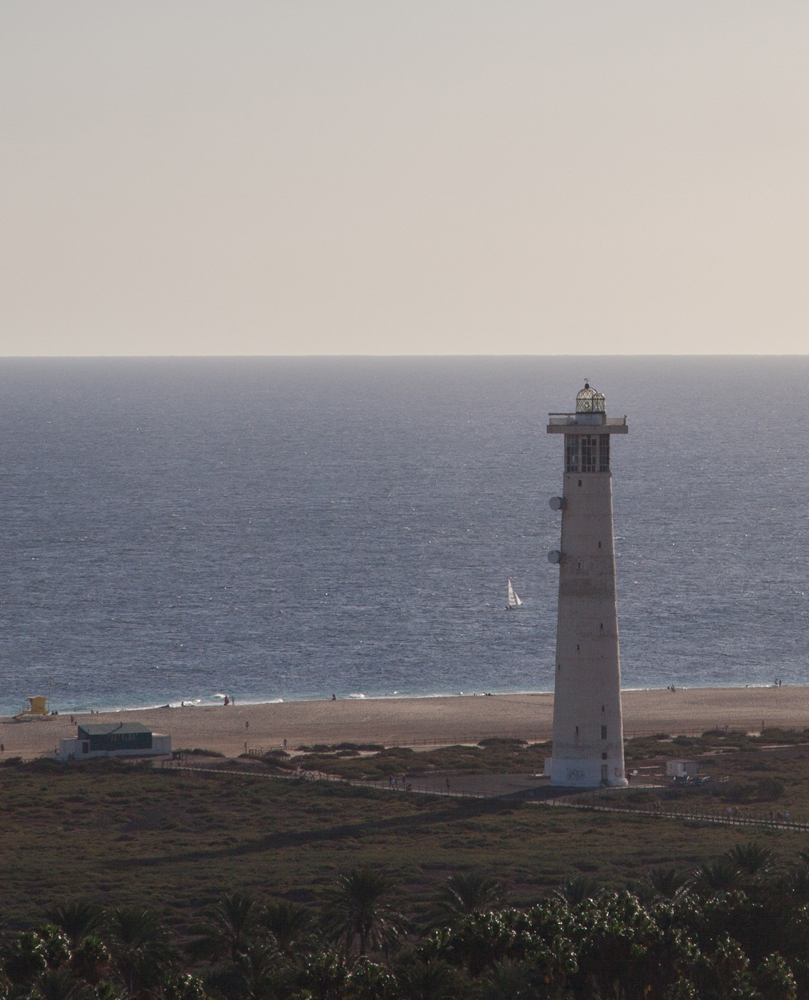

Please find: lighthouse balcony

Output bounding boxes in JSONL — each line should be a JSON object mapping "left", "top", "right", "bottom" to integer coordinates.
{"left": 547, "top": 414, "right": 628, "bottom": 434}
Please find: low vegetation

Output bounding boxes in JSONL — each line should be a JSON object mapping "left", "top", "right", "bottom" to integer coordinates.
{"left": 259, "top": 739, "right": 548, "bottom": 781}
{"left": 624, "top": 727, "right": 809, "bottom": 762}
{"left": 3, "top": 733, "right": 809, "bottom": 996}
{"left": 3, "top": 844, "right": 809, "bottom": 998}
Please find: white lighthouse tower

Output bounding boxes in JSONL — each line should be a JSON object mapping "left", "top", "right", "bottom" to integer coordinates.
{"left": 546, "top": 383, "right": 628, "bottom": 787}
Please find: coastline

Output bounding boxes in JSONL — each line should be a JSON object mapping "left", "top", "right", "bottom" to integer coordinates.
{"left": 2, "top": 686, "right": 807, "bottom": 761}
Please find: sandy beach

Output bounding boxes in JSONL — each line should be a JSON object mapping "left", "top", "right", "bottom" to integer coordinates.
{"left": 1, "top": 687, "right": 807, "bottom": 761}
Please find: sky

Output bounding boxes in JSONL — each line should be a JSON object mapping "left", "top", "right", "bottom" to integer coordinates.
{"left": 1, "top": 2, "right": 808, "bottom": 357}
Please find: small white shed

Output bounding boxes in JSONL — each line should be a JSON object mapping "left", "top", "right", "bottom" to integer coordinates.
{"left": 666, "top": 759, "right": 699, "bottom": 779}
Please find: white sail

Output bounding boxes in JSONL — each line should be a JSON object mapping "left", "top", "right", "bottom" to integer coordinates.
{"left": 507, "top": 579, "right": 522, "bottom": 607}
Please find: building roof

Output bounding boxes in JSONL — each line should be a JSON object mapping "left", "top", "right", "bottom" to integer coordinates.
{"left": 77, "top": 722, "right": 152, "bottom": 736}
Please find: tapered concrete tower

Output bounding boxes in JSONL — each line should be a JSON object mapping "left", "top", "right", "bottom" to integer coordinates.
{"left": 546, "top": 384, "right": 628, "bottom": 787}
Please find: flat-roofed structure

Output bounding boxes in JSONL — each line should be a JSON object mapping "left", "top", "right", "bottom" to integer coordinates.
{"left": 56, "top": 722, "right": 171, "bottom": 760}
{"left": 666, "top": 759, "right": 699, "bottom": 779}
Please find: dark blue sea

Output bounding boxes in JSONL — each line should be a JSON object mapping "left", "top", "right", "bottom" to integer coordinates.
{"left": 0, "top": 357, "right": 806, "bottom": 717}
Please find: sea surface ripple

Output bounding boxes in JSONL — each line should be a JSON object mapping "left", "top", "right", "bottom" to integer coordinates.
{"left": 0, "top": 356, "right": 806, "bottom": 715}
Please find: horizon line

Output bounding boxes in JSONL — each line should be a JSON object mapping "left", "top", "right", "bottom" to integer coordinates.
{"left": 2, "top": 352, "right": 809, "bottom": 361}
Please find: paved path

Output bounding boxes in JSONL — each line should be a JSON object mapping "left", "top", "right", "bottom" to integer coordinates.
{"left": 161, "top": 761, "right": 548, "bottom": 800}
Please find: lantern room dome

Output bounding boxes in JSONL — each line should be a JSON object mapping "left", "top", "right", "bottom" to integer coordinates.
{"left": 575, "top": 382, "right": 606, "bottom": 414}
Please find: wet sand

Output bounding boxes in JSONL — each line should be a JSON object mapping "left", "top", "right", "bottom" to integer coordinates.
{"left": 1, "top": 686, "right": 806, "bottom": 760}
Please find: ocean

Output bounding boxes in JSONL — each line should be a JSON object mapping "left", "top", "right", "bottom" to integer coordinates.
{"left": 0, "top": 356, "right": 806, "bottom": 717}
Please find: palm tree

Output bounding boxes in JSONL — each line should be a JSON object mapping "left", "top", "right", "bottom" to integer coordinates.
{"left": 554, "top": 876, "right": 599, "bottom": 906}
{"left": 725, "top": 841, "right": 773, "bottom": 877}
{"left": 2, "top": 932, "right": 48, "bottom": 989}
{"left": 70, "top": 936, "right": 111, "bottom": 986}
{"left": 393, "top": 958, "right": 459, "bottom": 1000}
{"left": 260, "top": 900, "right": 316, "bottom": 955}
{"left": 647, "top": 867, "right": 691, "bottom": 899}
{"left": 693, "top": 859, "right": 740, "bottom": 894}
{"left": 298, "top": 949, "right": 349, "bottom": 1000}
{"left": 345, "top": 957, "right": 395, "bottom": 1000}
{"left": 45, "top": 902, "right": 104, "bottom": 950}
{"left": 321, "top": 869, "right": 408, "bottom": 956}
{"left": 103, "top": 906, "right": 173, "bottom": 998}
{"left": 36, "top": 967, "right": 94, "bottom": 1000}
{"left": 159, "top": 970, "right": 209, "bottom": 1000}
{"left": 238, "top": 941, "right": 279, "bottom": 1000}
{"left": 189, "top": 891, "right": 257, "bottom": 963}
{"left": 36, "top": 926, "right": 72, "bottom": 970}
{"left": 435, "top": 874, "right": 505, "bottom": 922}
{"left": 785, "top": 867, "right": 809, "bottom": 905}
{"left": 477, "top": 958, "right": 537, "bottom": 1000}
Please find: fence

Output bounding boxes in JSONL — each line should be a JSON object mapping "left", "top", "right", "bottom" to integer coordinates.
{"left": 544, "top": 793, "right": 806, "bottom": 832}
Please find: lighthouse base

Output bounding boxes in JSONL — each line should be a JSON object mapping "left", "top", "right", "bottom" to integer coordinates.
{"left": 546, "top": 756, "right": 628, "bottom": 788}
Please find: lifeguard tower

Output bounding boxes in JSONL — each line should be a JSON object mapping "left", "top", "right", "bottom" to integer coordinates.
{"left": 14, "top": 696, "right": 50, "bottom": 720}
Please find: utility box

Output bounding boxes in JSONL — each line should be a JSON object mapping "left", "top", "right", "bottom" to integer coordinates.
{"left": 666, "top": 760, "right": 699, "bottom": 779}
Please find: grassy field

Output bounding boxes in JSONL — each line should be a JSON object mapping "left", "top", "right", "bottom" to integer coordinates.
{"left": 4, "top": 732, "right": 809, "bottom": 933}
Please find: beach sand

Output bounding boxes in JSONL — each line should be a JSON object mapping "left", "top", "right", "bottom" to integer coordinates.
{"left": 1, "top": 687, "right": 806, "bottom": 761}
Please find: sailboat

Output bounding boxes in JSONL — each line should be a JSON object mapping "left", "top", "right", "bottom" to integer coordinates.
{"left": 506, "top": 579, "right": 523, "bottom": 610}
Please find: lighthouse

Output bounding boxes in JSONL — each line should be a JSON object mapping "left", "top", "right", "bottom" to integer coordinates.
{"left": 546, "top": 383, "right": 628, "bottom": 787}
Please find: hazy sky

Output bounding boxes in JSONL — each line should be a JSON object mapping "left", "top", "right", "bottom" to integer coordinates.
{"left": 2, "top": 2, "right": 808, "bottom": 356}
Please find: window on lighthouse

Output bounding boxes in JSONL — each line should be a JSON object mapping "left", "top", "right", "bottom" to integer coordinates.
{"left": 565, "top": 437, "right": 580, "bottom": 472}
{"left": 599, "top": 434, "right": 610, "bottom": 472}
{"left": 581, "top": 436, "right": 596, "bottom": 472}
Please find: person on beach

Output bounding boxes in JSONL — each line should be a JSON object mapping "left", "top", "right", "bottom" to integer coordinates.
{"left": 224, "top": 696, "right": 229, "bottom": 706}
